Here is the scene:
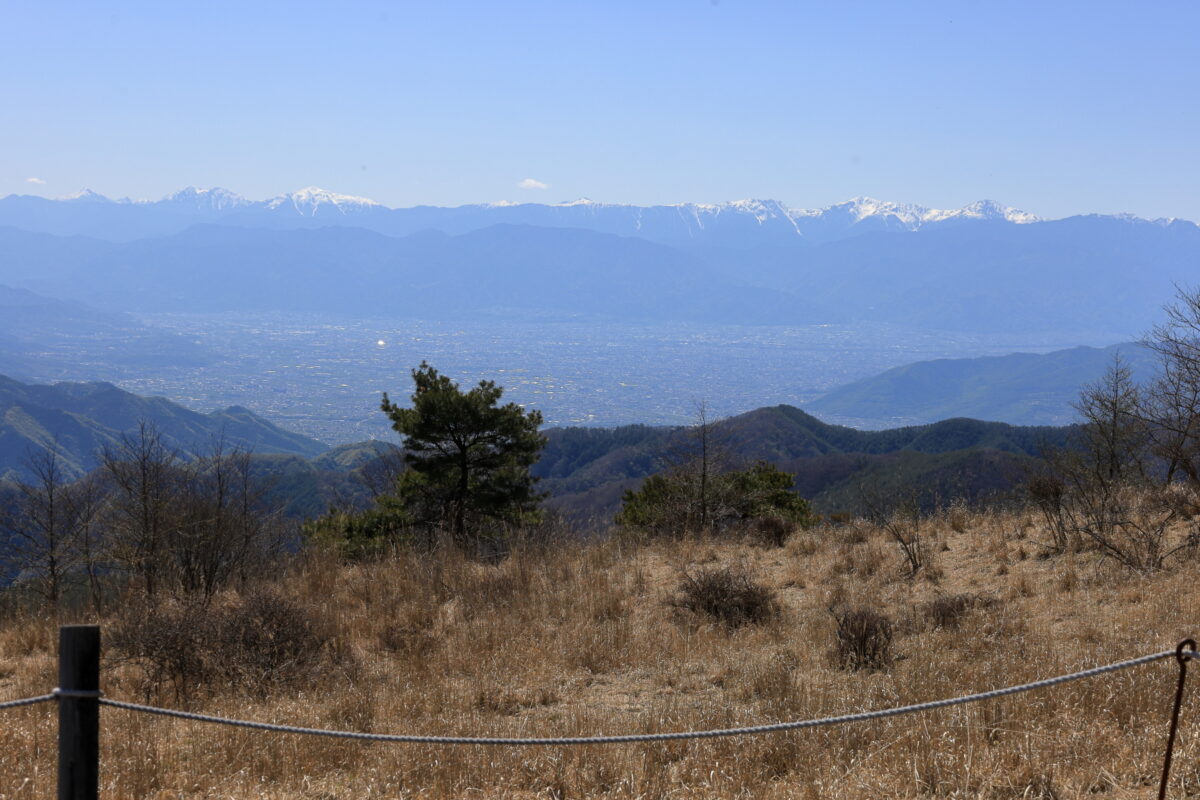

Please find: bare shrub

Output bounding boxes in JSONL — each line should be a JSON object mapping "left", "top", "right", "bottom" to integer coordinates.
{"left": 212, "top": 589, "right": 337, "bottom": 690}
{"left": 831, "top": 606, "right": 893, "bottom": 671}
{"left": 110, "top": 589, "right": 344, "bottom": 700}
{"left": 1073, "top": 485, "right": 1183, "bottom": 572}
{"left": 861, "top": 489, "right": 926, "bottom": 576}
{"left": 1026, "top": 472, "right": 1073, "bottom": 554}
{"left": 377, "top": 606, "right": 439, "bottom": 659}
{"left": 108, "top": 598, "right": 213, "bottom": 700}
{"left": 672, "top": 565, "right": 778, "bottom": 627}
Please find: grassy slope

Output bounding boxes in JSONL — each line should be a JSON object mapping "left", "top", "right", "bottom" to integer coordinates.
{"left": 0, "top": 509, "right": 1195, "bottom": 798}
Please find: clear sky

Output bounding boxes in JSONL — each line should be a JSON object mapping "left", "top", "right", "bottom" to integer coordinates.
{"left": 3, "top": 1, "right": 1198, "bottom": 220}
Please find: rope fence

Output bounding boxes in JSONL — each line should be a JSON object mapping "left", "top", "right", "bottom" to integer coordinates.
{"left": 0, "top": 692, "right": 55, "bottom": 711}
{"left": 0, "top": 626, "right": 1196, "bottom": 799}
{"left": 94, "top": 648, "right": 1183, "bottom": 745}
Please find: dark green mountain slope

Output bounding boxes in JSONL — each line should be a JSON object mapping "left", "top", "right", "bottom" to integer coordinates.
{"left": 806, "top": 342, "right": 1158, "bottom": 427}
{"left": 533, "top": 405, "right": 1067, "bottom": 520}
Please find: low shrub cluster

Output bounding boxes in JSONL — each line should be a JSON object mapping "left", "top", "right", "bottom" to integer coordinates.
{"left": 109, "top": 588, "right": 349, "bottom": 700}
{"left": 672, "top": 565, "right": 778, "bottom": 627}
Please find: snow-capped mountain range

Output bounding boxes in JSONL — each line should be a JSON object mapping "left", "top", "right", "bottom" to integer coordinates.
{"left": 58, "top": 186, "right": 1040, "bottom": 227}
{"left": 0, "top": 186, "right": 1189, "bottom": 246}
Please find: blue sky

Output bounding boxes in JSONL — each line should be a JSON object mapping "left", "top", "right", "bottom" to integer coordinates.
{"left": 3, "top": 1, "right": 1198, "bottom": 219}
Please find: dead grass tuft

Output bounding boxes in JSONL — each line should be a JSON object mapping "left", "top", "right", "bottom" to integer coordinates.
{"left": 831, "top": 606, "right": 894, "bottom": 671}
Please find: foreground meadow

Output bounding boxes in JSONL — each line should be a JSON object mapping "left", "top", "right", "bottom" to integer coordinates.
{"left": 1, "top": 508, "right": 1197, "bottom": 799}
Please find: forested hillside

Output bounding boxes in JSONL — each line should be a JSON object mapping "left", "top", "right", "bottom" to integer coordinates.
{"left": 535, "top": 405, "right": 1069, "bottom": 519}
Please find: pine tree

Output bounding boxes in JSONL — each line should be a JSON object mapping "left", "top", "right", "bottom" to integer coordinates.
{"left": 381, "top": 362, "right": 546, "bottom": 543}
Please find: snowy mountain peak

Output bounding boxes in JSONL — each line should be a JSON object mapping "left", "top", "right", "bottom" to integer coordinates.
{"left": 266, "top": 186, "right": 382, "bottom": 216}
{"left": 956, "top": 200, "right": 1039, "bottom": 224}
{"left": 62, "top": 189, "right": 112, "bottom": 203}
{"left": 842, "top": 197, "right": 924, "bottom": 223}
{"left": 161, "top": 187, "right": 249, "bottom": 211}
{"left": 788, "top": 197, "right": 1039, "bottom": 230}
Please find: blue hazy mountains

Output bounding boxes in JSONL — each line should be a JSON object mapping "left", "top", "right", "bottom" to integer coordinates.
{"left": 1, "top": 189, "right": 1198, "bottom": 336}
{"left": 0, "top": 375, "right": 327, "bottom": 482}
{"left": 806, "top": 343, "right": 1159, "bottom": 428}
{"left": 0, "top": 188, "right": 1037, "bottom": 246}
{"left": 0, "top": 284, "right": 211, "bottom": 380}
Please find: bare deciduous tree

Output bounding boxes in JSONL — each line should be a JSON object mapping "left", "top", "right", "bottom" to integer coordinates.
{"left": 860, "top": 486, "right": 926, "bottom": 576}
{"left": 100, "top": 422, "right": 185, "bottom": 599}
{"left": 0, "top": 447, "right": 99, "bottom": 610}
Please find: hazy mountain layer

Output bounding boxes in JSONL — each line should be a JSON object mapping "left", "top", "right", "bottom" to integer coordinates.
{"left": 0, "top": 375, "right": 328, "bottom": 482}
{"left": 806, "top": 343, "right": 1159, "bottom": 428}
{"left": 0, "top": 216, "right": 1196, "bottom": 337}
{"left": 0, "top": 372, "right": 1069, "bottom": 522}
{"left": 0, "top": 224, "right": 799, "bottom": 322}
{"left": 0, "top": 283, "right": 211, "bottom": 379}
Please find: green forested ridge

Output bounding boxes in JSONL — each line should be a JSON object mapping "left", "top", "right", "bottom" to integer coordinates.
{"left": 532, "top": 405, "right": 1068, "bottom": 519}
{"left": 0, "top": 373, "right": 1071, "bottom": 521}
{"left": 290, "top": 404, "right": 1064, "bottom": 522}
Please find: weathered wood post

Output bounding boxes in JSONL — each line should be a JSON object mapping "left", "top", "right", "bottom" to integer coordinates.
{"left": 58, "top": 624, "right": 100, "bottom": 800}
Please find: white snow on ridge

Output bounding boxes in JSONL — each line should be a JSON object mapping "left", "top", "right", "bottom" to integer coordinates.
{"left": 28, "top": 189, "right": 1042, "bottom": 229}
{"left": 50, "top": 186, "right": 1193, "bottom": 231}
{"left": 528, "top": 196, "right": 1039, "bottom": 232}
{"left": 791, "top": 196, "right": 1039, "bottom": 229}
{"left": 266, "top": 186, "right": 382, "bottom": 216}
{"left": 61, "top": 189, "right": 112, "bottom": 203}
{"left": 160, "top": 187, "right": 250, "bottom": 211}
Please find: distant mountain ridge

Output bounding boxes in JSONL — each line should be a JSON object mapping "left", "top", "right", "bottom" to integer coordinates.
{"left": 0, "top": 375, "right": 327, "bottom": 482}
{"left": 806, "top": 343, "right": 1159, "bottom": 428}
{"left": 1, "top": 216, "right": 1196, "bottom": 337}
{"left": 0, "top": 186, "right": 1068, "bottom": 245}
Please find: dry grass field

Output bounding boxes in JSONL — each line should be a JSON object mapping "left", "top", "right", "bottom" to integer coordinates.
{"left": 1, "top": 508, "right": 1198, "bottom": 799}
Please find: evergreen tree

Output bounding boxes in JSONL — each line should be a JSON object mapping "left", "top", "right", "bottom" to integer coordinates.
{"left": 616, "top": 460, "right": 813, "bottom": 538}
{"left": 381, "top": 362, "right": 546, "bottom": 543}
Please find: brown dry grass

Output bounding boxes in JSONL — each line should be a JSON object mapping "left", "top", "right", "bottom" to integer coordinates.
{"left": 1, "top": 507, "right": 1199, "bottom": 798}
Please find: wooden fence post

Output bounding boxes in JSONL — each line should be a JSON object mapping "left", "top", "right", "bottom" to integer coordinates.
{"left": 58, "top": 624, "right": 100, "bottom": 800}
